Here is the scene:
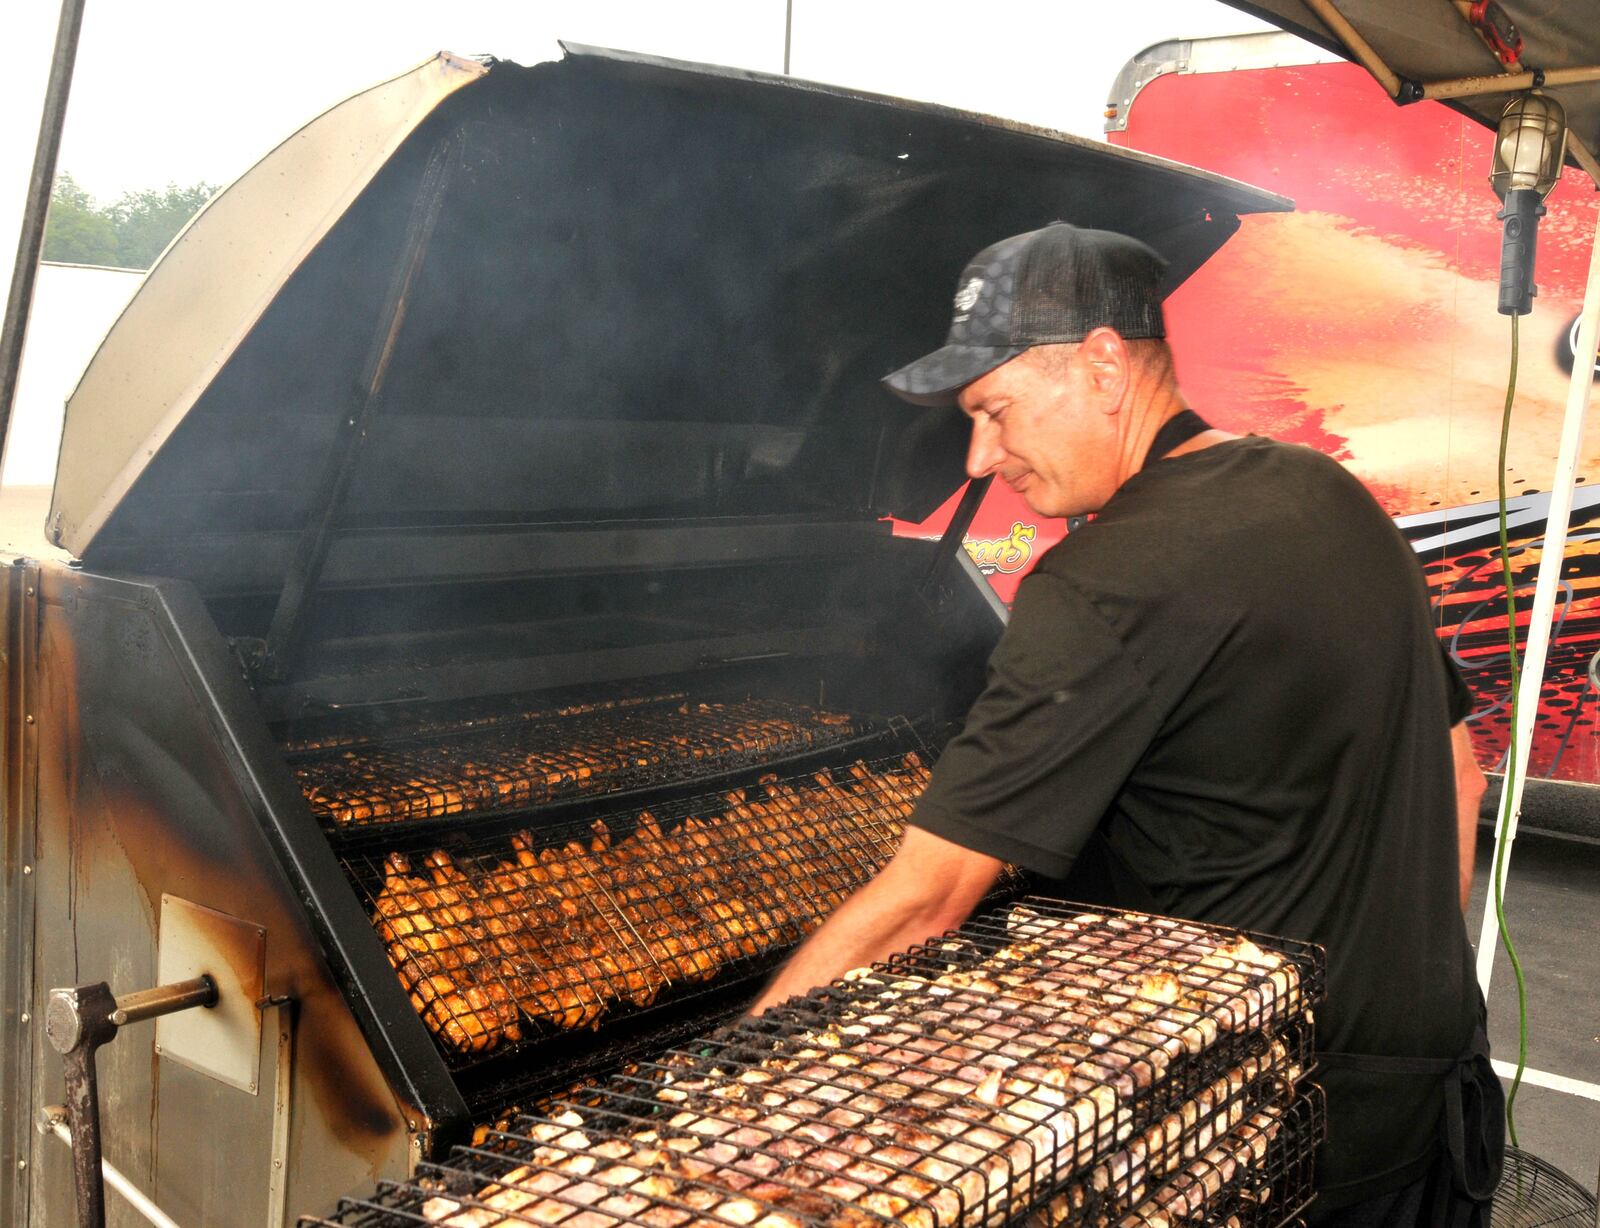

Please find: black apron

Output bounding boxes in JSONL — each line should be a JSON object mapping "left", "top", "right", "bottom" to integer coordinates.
{"left": 1144, "top": 409, "right": 1214, "bottom": 467}
{"left": 1315, "top": 1007, "right": 1504, "bottom": 1226}
{"left": 1063, "top": 410, "right": 1215, "bottom": 535}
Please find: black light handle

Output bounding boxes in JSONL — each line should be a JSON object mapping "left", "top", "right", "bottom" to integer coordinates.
{"left": 1498, "top": 188, "right": 1546, "bottom": 316}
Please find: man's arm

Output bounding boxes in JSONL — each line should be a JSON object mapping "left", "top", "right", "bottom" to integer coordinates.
{"left": 749, "top": 826, "right": 1004, "bottom": 1015}
{"left": 1453, "top": 722, "right": 1486, "bottom": 912}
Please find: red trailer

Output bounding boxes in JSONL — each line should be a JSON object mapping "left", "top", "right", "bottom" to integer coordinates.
{"left": 902, "top": 30, "right": 1600, "bottom": 820}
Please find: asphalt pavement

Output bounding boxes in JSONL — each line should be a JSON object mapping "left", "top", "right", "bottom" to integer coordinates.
{"left": 1469, "top": 826, "right": 1600, "bottom": 1195}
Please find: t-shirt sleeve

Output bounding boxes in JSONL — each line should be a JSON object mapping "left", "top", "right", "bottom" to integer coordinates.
{"left": 1436, "top": 641, "right": 1472, "bottom": 726}
{"left": 911, "top": 572, "right": 1165, "bottom": 879}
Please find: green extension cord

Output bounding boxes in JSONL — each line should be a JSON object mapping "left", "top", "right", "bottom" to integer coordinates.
{"left": 1492, "top": 310, "right": 1531, "bottom": 1147}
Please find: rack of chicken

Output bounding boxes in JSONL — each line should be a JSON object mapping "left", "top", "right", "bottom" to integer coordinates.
{"left": 304, "top": 901, "right": 1324, "bottom": 1228}
{"left": 358, "top": 754, "right": 932, "bottom": 1056}
{"left": 295, "top": 699, "right": 865, "bottom": 828}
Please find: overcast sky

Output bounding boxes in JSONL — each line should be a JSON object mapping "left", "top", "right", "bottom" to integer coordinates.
{"left": 3, "top": 1, "right": 1279, "bottom": 212}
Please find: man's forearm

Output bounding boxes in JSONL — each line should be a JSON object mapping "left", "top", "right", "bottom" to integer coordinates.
{"left": 750, "top": 827, "right": 1002, "bottom": 1015}
{"left": 751, "top": 877, "right": 956, "bottom": 1014}
{"left": 1453, "top": 723, "right": 1486, "bottom": 911}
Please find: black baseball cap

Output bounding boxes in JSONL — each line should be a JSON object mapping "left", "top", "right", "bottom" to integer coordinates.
{"left": 883, "top": 223, "right": 1168, "bottom": 407}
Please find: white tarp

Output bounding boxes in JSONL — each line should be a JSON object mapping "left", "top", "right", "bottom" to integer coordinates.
{"left": 5, "top": 261, "right": 141, "bottom": 488}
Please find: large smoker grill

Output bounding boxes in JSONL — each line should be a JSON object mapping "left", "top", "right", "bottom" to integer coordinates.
{"left": 0, "top": 44, "right": 1290, "bottom": 1228}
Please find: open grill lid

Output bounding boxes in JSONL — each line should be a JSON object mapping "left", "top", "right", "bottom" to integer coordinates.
{"left": 50, "top": 45, "right": 1289, "bottom": 590}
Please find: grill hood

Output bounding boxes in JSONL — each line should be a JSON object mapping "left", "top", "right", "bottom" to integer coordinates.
{"left": 49, "top": 45, "right": 1289, "bottom": 590}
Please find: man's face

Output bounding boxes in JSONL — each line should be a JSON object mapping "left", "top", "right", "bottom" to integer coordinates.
{"left": 956, "top": 344, "right": 1120, "bottom": 519}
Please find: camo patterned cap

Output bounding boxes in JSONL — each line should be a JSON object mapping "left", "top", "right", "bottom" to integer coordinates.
{"left": 883, "top": 223, "right": 1168, "bottom": 407}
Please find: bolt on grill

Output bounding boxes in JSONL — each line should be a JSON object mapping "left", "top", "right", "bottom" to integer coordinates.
{"left": 345, "top": 752, "right": 935, "bottom": 1060}
{"left": 292, "top": 699, "right": 867, "bottom": 828}
{"left": 302, "top": 899, "right": 1324, "bottom": 1228}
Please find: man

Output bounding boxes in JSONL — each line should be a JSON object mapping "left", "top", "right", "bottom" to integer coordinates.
{"left": 752, "top": 223, "right": 1500, "bottom": 1225}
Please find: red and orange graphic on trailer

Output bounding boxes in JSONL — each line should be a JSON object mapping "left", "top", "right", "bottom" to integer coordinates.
{"left": 900, "top": 33, "right": 1600, "bottom": 785}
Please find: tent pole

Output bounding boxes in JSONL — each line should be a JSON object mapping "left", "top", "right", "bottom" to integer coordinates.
{"left": 0, "top": 0, "right": 87, "bottom": 484}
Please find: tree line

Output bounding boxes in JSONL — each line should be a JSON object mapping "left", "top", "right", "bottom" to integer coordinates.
{"left": 43, "top": 173, "right": 217, "bottom": 270}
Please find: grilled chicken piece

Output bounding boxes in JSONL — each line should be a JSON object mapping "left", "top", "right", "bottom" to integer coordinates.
{"left": 406, "top": 973, "right": 520, "bottom": 1055}
{"left": 1112, "top": 1105, "right": 1285, "bottom": 1227}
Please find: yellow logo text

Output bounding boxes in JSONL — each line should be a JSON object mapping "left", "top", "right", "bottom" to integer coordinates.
{"left": 963, "top": 522, "right": 1037, "bottom": 575}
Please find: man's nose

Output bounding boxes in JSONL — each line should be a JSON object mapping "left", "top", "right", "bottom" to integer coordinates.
{"left": 966, "top": 417, "right": 1005, "bottom": 479}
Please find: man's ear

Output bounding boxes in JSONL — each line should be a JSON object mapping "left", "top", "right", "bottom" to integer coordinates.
{"left": 1080, "top": 327, "right": 1129, "bottom": 414}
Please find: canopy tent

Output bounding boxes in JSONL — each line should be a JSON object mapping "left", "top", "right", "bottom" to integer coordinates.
{"left": 1223, "top": 0, "right": 1600, "bottom": 179}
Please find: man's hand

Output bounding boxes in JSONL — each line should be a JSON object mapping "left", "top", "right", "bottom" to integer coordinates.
{"left": 748, "top": 826, "right": 1004, "bottom": 1016}
{"left": 1453, "top": 722, "right": 1486, "bottom": 912}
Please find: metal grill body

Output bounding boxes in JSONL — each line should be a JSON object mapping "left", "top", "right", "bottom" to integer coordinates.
{"left": 1, "top": 554, "right": 981, "bottom": 1223}
{"left": 305, "top": 901, "right": 1324, "bottom": 1228}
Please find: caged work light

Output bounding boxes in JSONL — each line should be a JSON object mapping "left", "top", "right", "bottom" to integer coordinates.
{"left": 1490, "top": 90, "right": 1568, "bottom": 316}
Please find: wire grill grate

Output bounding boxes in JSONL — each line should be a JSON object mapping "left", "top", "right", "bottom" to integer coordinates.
{"left": 294, "top": 699, "right": 866, "bottom": 827}
{"left": 304, "top": 900, "right": 1323, "bottom": 1228}
{"left": 348, "top": 753, "right": 933, "bottom": 1060}
{"left": 1020, "top": 1089, "right": 1322, "bottom": 1228}
{"left": 282, "top": 692, "right": 682, "bottom": 756}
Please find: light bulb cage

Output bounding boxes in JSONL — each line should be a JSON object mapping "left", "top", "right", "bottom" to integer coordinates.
{"left": 1490, "top": 91, "right": 1568, "bottom": 201}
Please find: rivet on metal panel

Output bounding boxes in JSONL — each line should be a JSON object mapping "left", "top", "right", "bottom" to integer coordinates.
{"left": 25, "top": 587, "right": 34, "bottom": 596}
{"left": 21, "top": 865, "right": 31, "bottom": 875}
{"left": 19, "top": 1012, "right": 29, "bottom": 1023}
{"left": 407, "top": 1119, "right": 417, "bottom": 1131}
{"left": 16, "top": 1159, "right": 24, "bottom": 1169}
{"left": 24, "top": 714, "right": 33, "bottom": 724}
{"left": 153, "top": 1044, "right": 162, "bottom": 1055}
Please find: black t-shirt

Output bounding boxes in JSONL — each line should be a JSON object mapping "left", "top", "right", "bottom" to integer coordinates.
{"left": 912, "top": 435, "right": 1479, "bottom": 1206}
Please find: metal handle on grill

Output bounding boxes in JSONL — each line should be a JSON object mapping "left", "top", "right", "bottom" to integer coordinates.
{"left": 44, "top": 976, "right": 217, "bottom": 1228}
{"left": 921, "top": 474, "right": 992, "bottom": 596}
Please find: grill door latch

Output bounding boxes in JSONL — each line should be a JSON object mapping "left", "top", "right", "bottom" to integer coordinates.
{"left": 43, "top": 976, "right": 217, "bottom": 1228}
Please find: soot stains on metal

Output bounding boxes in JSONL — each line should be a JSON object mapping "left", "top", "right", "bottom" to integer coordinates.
{"left": 42, "top": 579, "right": 407, "bottom": 1157}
